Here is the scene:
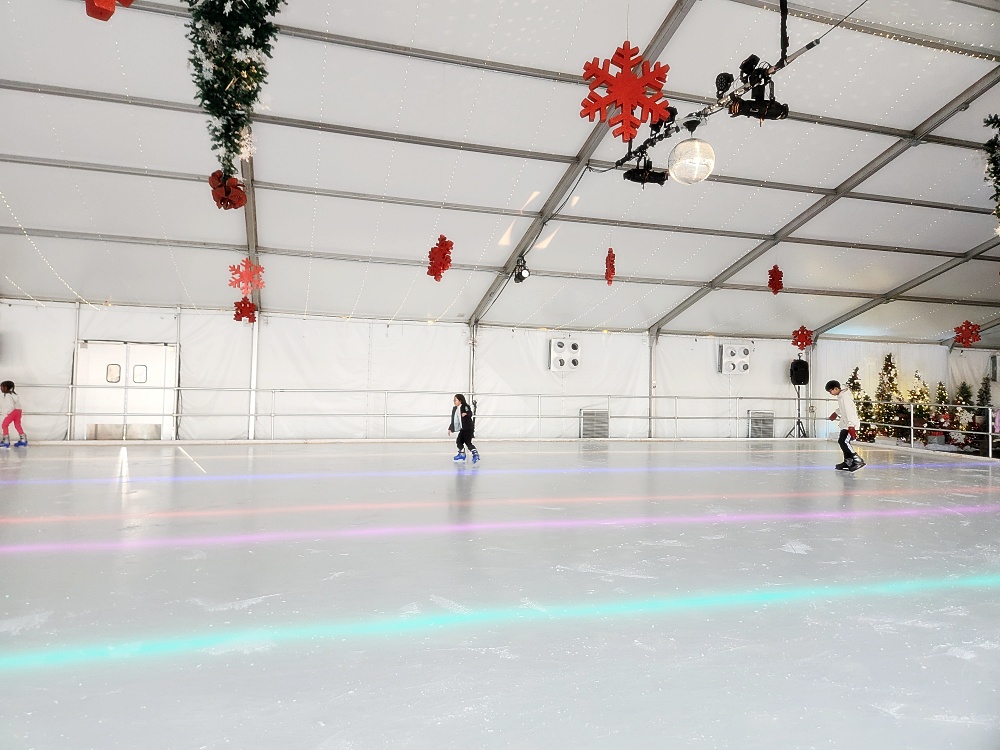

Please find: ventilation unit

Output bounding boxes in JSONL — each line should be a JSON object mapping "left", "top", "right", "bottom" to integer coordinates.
{"left": 580, "top": 409, "right": 610, "bottom": 438}
{"left": 748, "top": 410, "right": 774, "bottom": 438}
{"left": 550, "top": 339, "right": 581, "bottom": 371}
{"left": 719, "top": 341, "right": 751, "bottom": 374}
{"left": 991, "top": 354, "right": 998, "bottom": 383}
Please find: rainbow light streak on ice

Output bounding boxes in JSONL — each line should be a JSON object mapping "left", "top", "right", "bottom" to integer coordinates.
{"left": 0, "top": 460, "right": 986, "bottom": 487}
{"left": 1, "top": 573, "right": 998, "bottom": 672}
{"left": 2, "top": 502, "right": 999, "bottom": 555}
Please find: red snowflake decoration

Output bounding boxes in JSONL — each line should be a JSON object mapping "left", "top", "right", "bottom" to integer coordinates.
{"left": 233, "top": 296, "right": 257, "bottom": 324}
{"left": 85, "top": 0, "right": 132, "bottom": 21}
{"left": 605, "top": 248, "right": 616, "bottom": 285}
{"left": 767, "top": 264, "right": 783, "bottom": 295}
{"left": 954, "top": 320, "right": 981, "bottom": 348}
{"left": 581, "top": 41, "right": 671, "bottom": 143}
{"left": 209, "top": 170, "right": 247, "bottom": 210}
{"left": 229, "top": 257, "right": 265, "bottom": 297}
{"left": 427, "top": 234, "right": 453, "bottom": 282}
{"left": 791, "top": 325, "right": 813, "bottom": 351}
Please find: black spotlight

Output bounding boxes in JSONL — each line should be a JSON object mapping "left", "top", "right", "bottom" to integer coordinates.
{"left": 715, "top": 72, "right": 734, "bottom": 99}
{"left": 728, "top": 96, "right": 788, "bottom": 120}
{"left": 513, "top": 256, "right": 530, "bottom": 283}
{"left": 623, "top": 157, "right": 667, "bottom": 186}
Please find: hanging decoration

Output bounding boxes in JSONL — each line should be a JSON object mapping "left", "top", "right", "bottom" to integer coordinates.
{"left": 85, "top": 0, "right": 133, "bottom": 21}
{"left": 185, "top": 0, "right": 285, "bottom": 207}
{"left": 427, "top": 235, "right": 453, "bottom": 282}
{"left": 984, "top": 114, "right": 1000, "bottom": 230}
{"left": 229, "top": 257, "right": 265, "bottom": 296}
{"left": 605, "top": 248, "right": 616, "bottom": 285}
{"left": 791, "top": 325, "right": 813, "bottom": 350}
{"left": 209, "top": 170, "right": 248, "bottom": 210}
{"left": 581, "top": 41, "right": 671, "bottom": 143}
{"left": 767, "top": 264, "right": 783, "bottom": 295}
{"left": 233, "top": 296, "right": 257, "bottom": 323}
{"left": 954, "top": 320, "right": 981, "bottom": 348}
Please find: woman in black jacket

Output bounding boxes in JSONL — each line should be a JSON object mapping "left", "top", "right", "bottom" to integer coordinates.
{"left": 448, "top": 394, "right": 479, "bottom": 463}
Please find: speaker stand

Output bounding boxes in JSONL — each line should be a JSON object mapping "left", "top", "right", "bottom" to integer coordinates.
{"left": 785, "top": 385, "right": 808, "bottom": 438}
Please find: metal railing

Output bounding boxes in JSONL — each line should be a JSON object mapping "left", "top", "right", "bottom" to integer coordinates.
{"left": 12, "top": 384, "right": 998, "bottom": 454}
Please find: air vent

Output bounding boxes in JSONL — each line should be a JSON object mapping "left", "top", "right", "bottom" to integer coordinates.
{"left": 580, "top": 409, "right": 610, "bottom": 439}
{"left": 748, "top": 410, "right": 774, "bottom": 438}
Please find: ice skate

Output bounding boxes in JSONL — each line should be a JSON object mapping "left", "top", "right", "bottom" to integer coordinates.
{"left": 848, "top": 456, "right": 866, "bottom": 472}
{"left": 471, "top": 449, "right": 480, "bottom": 464}
{"left": 0, "top": 438, "right": 8, "bottom": 449}
{"left": 14, "top": 437, "right": 27, "bottom": 448}
{"left": 453, "top": 451, "right": 466, "bottom": 461}
{"left": 835, "top": 460, "right": 850, "bottom": 470}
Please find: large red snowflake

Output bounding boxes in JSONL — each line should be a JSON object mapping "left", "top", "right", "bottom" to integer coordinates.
{"left": 427, "top": 235, "right": 453, "bottom": 282}
{"left": 581, "top": 41, "right": 671, "bottom": 143}
{"left": 85, "top": 0, "right": 132, "bottom": 21}
{"left": 767, "top": 265, "right": 783, "bottom": 295}
{"left": 234, "top": 296, "right": 257, "bottom": 324}
{"left": 791, "top": 325, "right": 813, "bottom": 350}
{"left": 605, "top": 248, "right": 616, "bottom": 285}
{"left": 954, "top": 320, "right": 981, "bottom": 348}
{"left": 229, "top": 257, "right": 265, "bottom": 297}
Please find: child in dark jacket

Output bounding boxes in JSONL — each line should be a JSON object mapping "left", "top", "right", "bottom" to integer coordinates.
{"left": 448, "top": 394, "right": 479, "bottom": 463}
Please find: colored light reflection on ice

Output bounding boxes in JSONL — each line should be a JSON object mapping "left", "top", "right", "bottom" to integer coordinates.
{"left": 1, "top": 574, "right": 998, "bottom": 672}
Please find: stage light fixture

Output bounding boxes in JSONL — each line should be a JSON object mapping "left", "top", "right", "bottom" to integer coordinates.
{"left": 667, "top": 115, "right": 715, "bottom": 185}
{"left": 623, "top": 157, "right": 667, "bottom": 187}
{"left": 513, "top": 256, "right": 530, "bottom": 283}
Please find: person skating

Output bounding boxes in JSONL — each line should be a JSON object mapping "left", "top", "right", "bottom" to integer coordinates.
{"left": 447, "top": 394, "right": 479, "bottom": 463}
{"left": 826, "top": 379, "right": 864, "bottom": 472}
{"left": 1, "top": 380, "right": 27, "bottom": 448}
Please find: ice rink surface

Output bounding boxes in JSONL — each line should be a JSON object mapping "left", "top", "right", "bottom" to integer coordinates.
{"left": 1, "top": 440, "right": 999, "bottom": 749}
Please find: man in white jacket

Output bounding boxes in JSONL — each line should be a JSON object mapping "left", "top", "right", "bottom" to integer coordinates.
{"left": 825, "top": 380, "right": 865, "bottom": 472}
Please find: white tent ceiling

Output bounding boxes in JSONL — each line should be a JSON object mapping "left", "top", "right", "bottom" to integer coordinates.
{"left": 1, "top": 0, "right": 998, "bottom": 346}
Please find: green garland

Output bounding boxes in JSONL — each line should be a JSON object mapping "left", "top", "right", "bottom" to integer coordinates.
{"left": 986, "top": 114, "right": 1000, "bottom": 223}
{"left": 185, "top": 0, "right": 285, "bottom": 178}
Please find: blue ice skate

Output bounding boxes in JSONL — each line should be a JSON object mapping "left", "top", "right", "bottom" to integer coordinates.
{"left": 471, "top": 450, "right": 480, "bottom": 464}
{"left": 14, "top": 437, "right": 27, "bottom": 448}
{"left": 453, "top": 451, "right": 466, "bottom": 461}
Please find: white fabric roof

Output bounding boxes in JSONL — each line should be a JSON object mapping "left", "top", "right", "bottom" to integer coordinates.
{"left": 0, "top": 0, "right": 998, "bottom": 345}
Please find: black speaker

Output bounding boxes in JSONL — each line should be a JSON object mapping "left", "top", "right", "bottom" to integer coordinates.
{"left": 790, "top": 359, "right": 809, "bottom": 386}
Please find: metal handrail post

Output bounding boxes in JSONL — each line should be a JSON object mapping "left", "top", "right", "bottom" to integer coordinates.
{"left": 384, "top": 390, "right": 389, "bottom": 440}
{"left": 909, "top": 403, "right": 914, "bottom": 448}
{"left": 990, "top": 407, "right": 994, "bottom": 460}
{"left": 674, "top": 396, "right": 678, "bottom": 439}
{"left": 270, "top": 390, "right": 276, "bottom": 439}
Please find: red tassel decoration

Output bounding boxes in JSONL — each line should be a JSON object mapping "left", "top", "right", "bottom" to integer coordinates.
{"left": 605, "top": 248, "right": 616, "bottom": 285}
{"left": 767, "top": 264, "right": 783, "bottom": 295}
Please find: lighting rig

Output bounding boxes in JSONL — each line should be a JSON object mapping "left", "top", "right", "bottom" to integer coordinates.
{"left": 613, "top": 13, "right": 824, "bottom": 186}
{"left": 513, "top": 256, "right": 530, "bottom": 283}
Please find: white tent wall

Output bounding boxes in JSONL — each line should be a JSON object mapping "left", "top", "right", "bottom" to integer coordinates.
{"left": 472, "top": 328, "right": 650, "bottom": 439}
{"left": 812, "top": 339, "right": 950, "bottom": 404}
{"left": 653, "top": 336, "right": 811, "bottom": 439}
{"left": 0, "top": 300, "right": 76, "bottom": 440}
{"left": 949, "top": 348, "right": 1000, "bottom": 405}
{"left": 253, "top": 316, "right": 470, "bottom": 440}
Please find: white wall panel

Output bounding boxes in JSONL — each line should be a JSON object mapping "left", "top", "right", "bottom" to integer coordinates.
{"left": 79, "top": 306, "right": 178, "bottom": 343}
{"left": 813, "top": 338, "right": 948, "bottom": 403}
{"left": 474, "top": 328, "right": 649, "bottom": 438}
{"left": 0, "top": 300, "right": 76, "bottom": 440}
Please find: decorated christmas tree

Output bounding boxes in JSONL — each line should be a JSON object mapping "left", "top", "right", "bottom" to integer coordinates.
{"left": 977, "top": 375, "right": 992, "bottom": 421}
{"left": 908, "top": 371, "right": 932, "bottom": 421}
{"left": 951, "top": 381, "right": 976, "bottom": 448}
{"left": 873, "top": 354, "right": 906, "bottom": 437}
{"left": 935, "top": 381, "right": 949, "bottom": 408}
{"left": 845, "top": 367, "right": 876, "bottom": 441}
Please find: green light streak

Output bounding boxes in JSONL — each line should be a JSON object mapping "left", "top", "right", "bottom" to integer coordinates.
{"left": 3, "top": 574, "right": 999, "bottom": 672}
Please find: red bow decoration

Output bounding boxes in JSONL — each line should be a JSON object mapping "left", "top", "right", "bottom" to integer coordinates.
{"left": 605, "top": 248, "right": 616, "bottom": 285}
{"left": 233, "top": 296, "right": 257, "bottom": 324}
{"left": 581, "top": 41, "right": 671, "bottom": 143}
{"left": 85, "top": 0, "right": 133, "bottom": 21}
{"left": 954, "top": 320, "right": 981, "bottom": 348}
{"left": 209, "top": 170, "right": 248, "bottom": 210}
{"left": 791, "top": 325, "right": 813, "bottom": 350}
{"left": 767, "top": 264, "right": 783, "bottom": 295}
{"left": 427, "top": 235, "right": 453, "bottom": 281}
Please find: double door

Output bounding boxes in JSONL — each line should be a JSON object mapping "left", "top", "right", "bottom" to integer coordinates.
{"left": 72, "top": 341, "right": 177, "bottom": 440}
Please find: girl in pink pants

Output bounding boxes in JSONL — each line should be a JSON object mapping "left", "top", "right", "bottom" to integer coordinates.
{"left": 1, "top": 381, "right": 26, "bottom": 448}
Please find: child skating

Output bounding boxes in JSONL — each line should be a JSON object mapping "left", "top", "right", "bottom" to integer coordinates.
{"left": 1, "top": 381, "right": 27, "bottom": 448}
{"left": 447, "top": 394, "right": 479, "bottom": 463}
{"left": 825, "top": 379, "right": 864, "bottom": 472}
